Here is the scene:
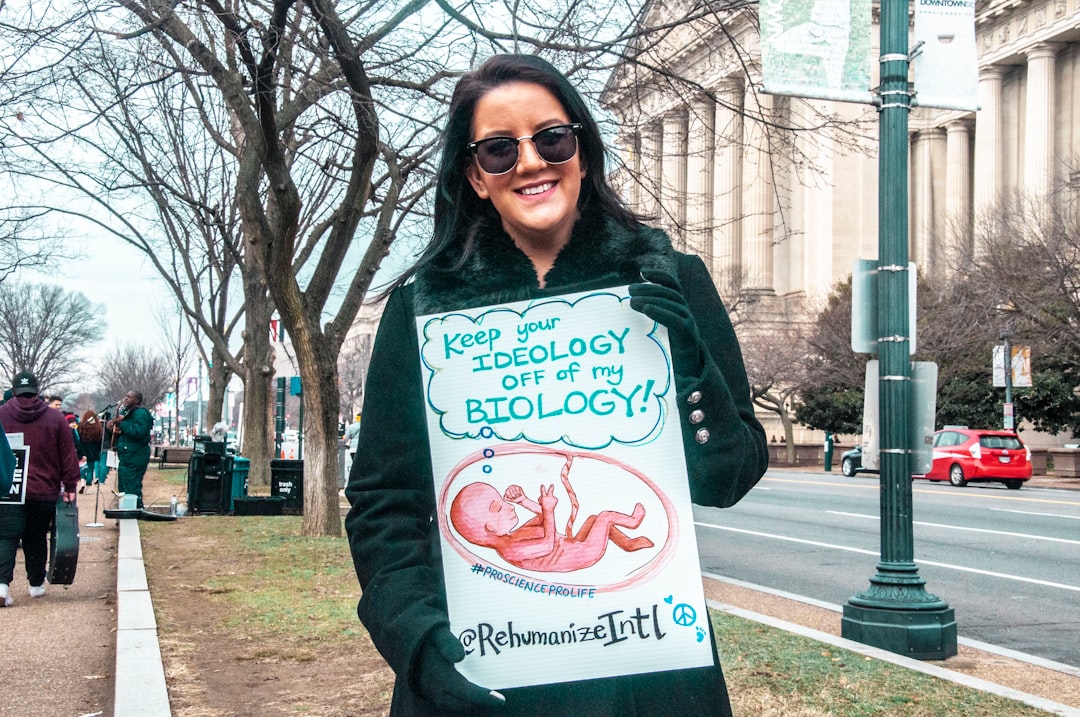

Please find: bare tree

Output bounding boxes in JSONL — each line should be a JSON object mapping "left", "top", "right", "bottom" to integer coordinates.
{"left": 0, "top": 281, "right": 105, "bottom": 391}
{"left": 156, "top": 304, "right": 198, "bottom": 446}
{"left": 97, "top": 344, "right": 172, "bottom": 408}
{"left": 740, "top": 318, "right": 813, "bottom": 463}
{"left": 0, "top": 0, "right": 876, "bottom": 536}
{"left": 338, "top": 332, "right": 372, "bottom": 420}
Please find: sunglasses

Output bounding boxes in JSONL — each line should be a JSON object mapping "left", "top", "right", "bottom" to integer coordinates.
{"left": 467, "top": 123, "right": 582, "bottom": 175}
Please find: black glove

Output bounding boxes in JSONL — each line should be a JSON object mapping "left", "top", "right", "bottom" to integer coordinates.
{"left": 413, "top": 627, "right": 505, "bottom": 712}
{"left": 629, "top": 269, "right": 708, "bottom": 377}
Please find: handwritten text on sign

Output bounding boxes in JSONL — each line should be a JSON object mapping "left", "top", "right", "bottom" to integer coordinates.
{"left": 419, "top": 290, "right": 672, "bottom": 450}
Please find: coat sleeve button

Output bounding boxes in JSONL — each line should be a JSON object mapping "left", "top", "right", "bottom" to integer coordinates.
{"left": 687, "top": 390, "right": 702, "bottom": 405}
{"left": 695, "top": 428, "right": 710, "bottom": 444}
{"left": 689, "top": 409, "right": 705, "bottom": 425}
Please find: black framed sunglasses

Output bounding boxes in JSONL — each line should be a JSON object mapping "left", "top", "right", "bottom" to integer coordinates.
{"left": 467, "top": 123, "right": 582, "bottom": 175}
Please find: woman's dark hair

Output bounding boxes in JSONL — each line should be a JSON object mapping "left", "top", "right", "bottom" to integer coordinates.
{"left": 382, "top": 53, "right": 640, "bottom": 295}
{"left": 79, "top": 410, "right": 103, "bottom": 444}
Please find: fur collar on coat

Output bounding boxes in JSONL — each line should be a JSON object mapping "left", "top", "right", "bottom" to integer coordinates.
{"left": 411, "top": 208, "right": 679, "bottom": 315}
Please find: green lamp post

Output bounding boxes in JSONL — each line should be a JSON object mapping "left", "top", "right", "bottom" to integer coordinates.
{"left": 840, "top": 0, "right": 958, "bottom": 660}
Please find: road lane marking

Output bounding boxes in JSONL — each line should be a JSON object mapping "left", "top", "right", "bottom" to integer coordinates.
{"left": 990, "top": 507, "right": 1080, "bottom": 520}
{"left": 827, "top": 511, "right": 1080, "bottom": 546}
{"left": 763, "top": 476, "right": 1080, "bottom": 506}
{"left": 695, "top": 521, "right": 1080, "bottom": 593}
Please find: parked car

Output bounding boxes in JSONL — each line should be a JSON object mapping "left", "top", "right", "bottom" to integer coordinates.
{"left": 840, "top": 446, "right": 877, "bottom": 477}
{"left": 916, "top": 427, "right": 1031, "bottom": 489}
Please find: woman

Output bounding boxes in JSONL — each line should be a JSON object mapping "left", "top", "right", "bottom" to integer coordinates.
{"left": 77, "top": 410, "right": 104, "bottom": 491}
{"left": 345, "top": 54, "right": 768, "bottom": 715}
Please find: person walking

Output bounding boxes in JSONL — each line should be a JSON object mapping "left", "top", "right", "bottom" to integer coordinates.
{"left": 77, "top": 409, "right": 105, "bottom": 492}
{"left": 344, "top": 413, "right": 362, "bottom": 464}
{"left": 106, "top": 391, "right": 153, "bottom": 507}
{"left": 0, "top": 371, "right": 79, "bottom": 606}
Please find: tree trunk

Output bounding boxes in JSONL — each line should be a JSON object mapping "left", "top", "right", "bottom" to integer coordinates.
{"left": 782, "top": 413, "right": 797, "bottom": 464}
{"left": 241, "top": 279, "right": 275, "bottom": 487}
{"left": 204, "top": 345, "right": 231, "bottom": 432}
{"left": 293, "top": 334, "right": 343, "bottom": 537}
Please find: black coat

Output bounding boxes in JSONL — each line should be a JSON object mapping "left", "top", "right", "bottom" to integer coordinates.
{"left": 345, "top": 210, "right": 768, "bottom": 716}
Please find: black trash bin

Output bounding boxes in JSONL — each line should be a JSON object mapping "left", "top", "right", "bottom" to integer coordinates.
{"left": 188, "top": 450, "right": 234, "bottom": 515}
{"left": 271, "top": 459, "right": 304, "bottom": 515}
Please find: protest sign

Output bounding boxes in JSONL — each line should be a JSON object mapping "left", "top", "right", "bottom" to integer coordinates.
{"left": 2, "top": 434, "right": 29, "bottom": 505}
{"left": 417, "top": 286, "right": 713, "bottom": 689}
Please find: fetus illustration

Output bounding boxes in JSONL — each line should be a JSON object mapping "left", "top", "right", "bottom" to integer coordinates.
{"left": 449, "top": 455, "right": 654, "bottom": 573}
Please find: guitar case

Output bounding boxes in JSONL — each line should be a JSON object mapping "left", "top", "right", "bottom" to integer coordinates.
{"left": 48, "top": 497, "right": 79, "bottom": 585}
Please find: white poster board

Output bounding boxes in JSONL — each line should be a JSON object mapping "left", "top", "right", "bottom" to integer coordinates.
{"left": 416, "top": 287, "right": 713, "bottom": 690}
{"left": 2, "top": 434, "right": 29, "bottom": 505}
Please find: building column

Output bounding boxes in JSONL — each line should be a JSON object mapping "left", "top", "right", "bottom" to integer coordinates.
{"left": 622, "top": 131, "right": 642, "bottom": 210}
{"left": 661, "top": 108, "right": 689, "bottom": 247}
{"left": 1024, "top": 43, "right": 1062, "bottom": 197}
{"left": 686, "top": 97, "right": 715, "bottom": 262}
{"left": 973, "top": 66, "right": 1003, "bottom": 213}
{"left": 910, "top": 127, "right": 946, "bottom": 273}
{"left": 945, "top": 119, "right": 973, "bottom": 255}
{"left": 741, "top": 87, "right": 774, "bottom": 293}
{"left": 638, "top": 120, "right": 663, "bottom": 218}
{"left": 712, "top": 79, "right": 743, "bottom": 285}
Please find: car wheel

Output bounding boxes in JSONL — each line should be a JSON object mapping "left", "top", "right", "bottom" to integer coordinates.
{"left": 1004, "top": 479, "right": 1023, "bottom": 490}
{"left": 948, "top": 464, "right": 967, "bottom": 487}
{"left": 841, "top": 457, "right": 855, "bottom": 477}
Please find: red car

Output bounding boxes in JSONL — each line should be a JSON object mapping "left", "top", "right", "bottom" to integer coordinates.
{"left": 917, "top": 427, "right": 1032, "bottom": 489}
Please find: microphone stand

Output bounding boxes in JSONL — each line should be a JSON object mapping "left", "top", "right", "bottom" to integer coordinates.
{"left": 86, "top": 482, "right": 104, "bottom": 528}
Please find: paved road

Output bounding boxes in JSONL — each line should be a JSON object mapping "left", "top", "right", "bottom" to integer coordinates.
{"left": 695, "top": 468, "right": 1080, "bottom": 667}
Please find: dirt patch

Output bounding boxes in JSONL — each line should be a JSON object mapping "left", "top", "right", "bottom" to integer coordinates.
{"left": 140, "top": 468, "right": 394, "bottom": 716}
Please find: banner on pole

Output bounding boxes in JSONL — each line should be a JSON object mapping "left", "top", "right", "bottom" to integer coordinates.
{"left": 913, "top": 0, "right": 979, "bottom": 110}
{"left": 992, "top": 345, "right": 1033, "bottom": 388}
{"left": 760, "top": 0, "right": 873, "bottom": 104}
{"left": 416, "top": 287, "right": 713, "bottom": 690}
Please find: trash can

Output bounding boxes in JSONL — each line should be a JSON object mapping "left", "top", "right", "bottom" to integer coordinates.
{"left": 228, "top": 457, "right": 251, "bottom": 513}
{"left": 271, "top": 459, "right": 304, "bottom": 515}
{"left": 193, "top": 435, "right": 227, "bottom": 456}
{"left": 188, "top": 451, "right": 233, "bottom": 515}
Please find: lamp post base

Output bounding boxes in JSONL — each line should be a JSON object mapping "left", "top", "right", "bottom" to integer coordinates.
{"left": 842, "top": 602, "right": 957, "bottom": 660}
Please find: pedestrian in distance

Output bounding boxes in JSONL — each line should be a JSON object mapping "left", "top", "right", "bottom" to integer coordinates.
{"left": 77, "top": 409, "right": 105, "bottom": 492}
{"left": 106, "top": 391, "right": 153, "bottom": 508}
{"left": 344, "top": 54, "right": 768, "bottom": 716}
{"left": 344, "top": 413, "right": 362, "bottom": 463}
{"left": 0, "top": 371, "right": 79, "bottom": 606}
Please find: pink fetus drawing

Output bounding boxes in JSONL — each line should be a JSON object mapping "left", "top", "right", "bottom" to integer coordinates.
{"left": 449, "top": 456, "right": 653, "bottom": 573}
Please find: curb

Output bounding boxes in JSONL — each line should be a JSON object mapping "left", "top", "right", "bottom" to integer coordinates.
{"left": 115, "top": 518, "right": 171, "bottom": 716}
{"left": 704, "top": 572, "right": 1080, "bottom": 716}
{"left": 709, "top": 598, "right": 1080, "bottom": 717}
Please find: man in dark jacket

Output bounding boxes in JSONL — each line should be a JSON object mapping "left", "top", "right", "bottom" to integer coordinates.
{"left": 106, "top": 390, "right": 153, "bottom": 507}
{"left": 0, "top": 370, "right": 79, "bottom": 606}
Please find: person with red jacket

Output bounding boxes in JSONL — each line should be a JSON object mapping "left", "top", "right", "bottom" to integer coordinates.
{"left": 0, "top": 370, "right": 79, "bottom": 606}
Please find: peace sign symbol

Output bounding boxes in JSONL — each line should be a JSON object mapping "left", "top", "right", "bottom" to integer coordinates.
{"left": 672, "top": 603, "right": 697, "bottom": 626}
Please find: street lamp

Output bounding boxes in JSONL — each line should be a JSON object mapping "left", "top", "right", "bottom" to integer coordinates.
{"left": 840, "top": 0, "right": 957, "bottom": 661}
{"left": 1000, "top": 323, "right": 1014, "bottom": 430}
{"left": 997, "top": 302, "right": 1018, "bottom": 431}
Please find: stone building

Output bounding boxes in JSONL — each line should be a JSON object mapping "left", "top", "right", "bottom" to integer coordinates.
{"left": 602, "top": 0, "right": 1080, "bottom": 443}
